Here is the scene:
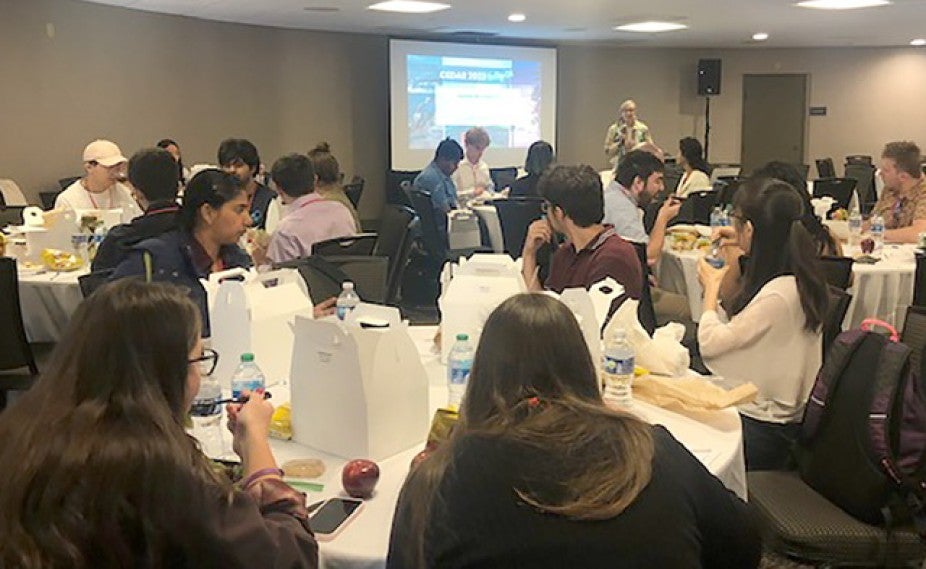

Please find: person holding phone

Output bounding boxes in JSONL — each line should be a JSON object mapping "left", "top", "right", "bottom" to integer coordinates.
{"left": 387, "top": 293, "right": 760, "bottom": 568}
{"left": 0, "top": 280, "right": 318, "bottom": 568}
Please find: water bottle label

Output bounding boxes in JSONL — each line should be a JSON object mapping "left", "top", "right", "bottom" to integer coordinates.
{"left": 603, "top": 355, "right": 634, "bottom": 375}
{"left": 336, "top": 306, "right": 352, "bottom": 320}
{"left": 231, "top": 380, "right": 264, "bottom": 399}
{"left": 449, "top": 365, "right": 471, "bottom": 385}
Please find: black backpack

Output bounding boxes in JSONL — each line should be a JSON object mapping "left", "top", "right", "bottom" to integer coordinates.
{"left": 798, "top": 319, "right": 926, "bottom": 535}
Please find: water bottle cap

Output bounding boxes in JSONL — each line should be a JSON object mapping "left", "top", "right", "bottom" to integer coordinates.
{"left": 240, "top": 353, "right": 254, "bottom": 362}
{"left": 456, "top": 333, "right": 469, "bottom": 341}
{"left": 342, "top": 281, "right": 354, "bottom": 290}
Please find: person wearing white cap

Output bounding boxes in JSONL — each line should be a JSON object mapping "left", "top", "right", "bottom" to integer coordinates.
{"left": 54, "top": 139, "right": 142, "bottom": 223}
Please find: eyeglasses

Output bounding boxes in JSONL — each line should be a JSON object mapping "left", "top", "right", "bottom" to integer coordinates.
{"left": 189, "top": 349, "right": 219, "bottom": 376}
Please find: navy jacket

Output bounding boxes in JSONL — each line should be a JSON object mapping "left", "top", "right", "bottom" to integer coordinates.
{"left": 111, "top": 230, "right": 252, "bottom": 337}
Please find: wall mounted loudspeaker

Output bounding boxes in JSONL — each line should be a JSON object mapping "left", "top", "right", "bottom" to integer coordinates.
{"left": 697, "top": 59, "right": 722, "bottom": 96}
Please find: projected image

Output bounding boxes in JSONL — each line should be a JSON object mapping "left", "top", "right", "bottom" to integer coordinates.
{"left": 407, "top": 54, "right": 541, "bottom": 150}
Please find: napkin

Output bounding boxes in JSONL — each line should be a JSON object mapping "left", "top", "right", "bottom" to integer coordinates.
{"left": 632, "top": 374, "right": 757, "bottom": 412}
{"left": 604, "top": 298, "right": 690, "bottom": 376}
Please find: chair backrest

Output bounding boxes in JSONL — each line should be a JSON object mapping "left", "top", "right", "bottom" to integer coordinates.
{"left": 818, "top": 256, "right": 854, "bottom": 290}
{"left": 409, "top": 188, "right": 448, "bottom": 262}
{"left": 662, "top": 163, "right": 684, "bottom": 195}
{"left": 343, "top": 178, "right": 364, "bottom": 208}
{"left": 494, "top": 197, "right": 544, "bottom": 259}
{"left": 489, "top": 167, "right": 518, "bottom": 191}
{"left": 715, "top": 177, "right": 745, "bottom": 208}
{"left": 276, "top": 255, "right": 389, "bottom": 304}
{"left": 0, "top": 205, "right": 25, "bottom": 227}
{"left": 710, "top": 166, "right": 741, "bottom": 183}
{"left": 629, "top": 241, "right": 657, "bottom": 336}
{"left": 673, "top": 190, "right": 718, "bottom": 225}
{"left": 0, "top": 258, "right": 38, "bottom": 374}
{"left": 311, "top": 233, "right": 378, "bottom": 257}
{"left": 796, "top": 163, "right": 811, "bottom": 180}
{"left": 915, "top": 251, "right": 926, "bottom": 308}
{"left": 822, "top": 286, "right": 852, "bottom": 360}
{"left": 815, "top": 158, "right": 837, "bottom": 179}
{"left": 812, "top": 178, "right": 858, "bottom": 212}
{"left": 39, "top": 191, "right": 61, "bottom": 211}
{"left": 387, "top": 170, "right": 420, "bottom": 207}
{"left": 373, "top": 204, "right": 417, "bottom": 304}
{"left": 901, "top": 305, "right": 926, "bottom": 379}
{"left": 843, "top": 163, "right": 877, "bottom": 214}
{"left": 845, "top": 155, "right": 872, "bottom": 166}
{"left": 0, "top": 179, "right": 27, "bottom": 207}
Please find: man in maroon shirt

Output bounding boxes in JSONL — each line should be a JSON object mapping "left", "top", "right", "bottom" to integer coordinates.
{"left": 521, "top": 164, "right": 642, "bottom": 305}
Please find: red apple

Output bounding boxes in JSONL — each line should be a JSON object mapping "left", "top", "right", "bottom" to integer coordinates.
{"left": 342, "top": 459, "right": 380, "bottom": 499}
{"left": 860, "top": 237, "right": 875, "bottom": 255}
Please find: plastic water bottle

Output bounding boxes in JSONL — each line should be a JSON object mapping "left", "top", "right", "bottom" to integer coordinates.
{"left": 603, "top": 327, "right": 635, "bottom": 407}
{"left": 871, "top": 214, "right": 885, "bottom": 255}
{"left": 848, "top": 206, "right": 862, "bottom": 247}
{"left": 447, "top": 333, "right": 474, "bottom": 409}
{"left": 336, "top": 281, "right": 360, "bottom": 320}
{"left": 722, "top": 205, "right": 733, "bottom": 226}
{"left": 709, "top": 206, "right": 723, "bottom": 229}
{"left": 230, "top": 353, "right": 266, "bottom": 399}
{"left": 189, "top": 375, "right": 225, "bottom": 458}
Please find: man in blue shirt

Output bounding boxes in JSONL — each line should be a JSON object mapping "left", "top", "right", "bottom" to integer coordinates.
{"left": 413, "top": 138, "right": 464, "bottom": 237}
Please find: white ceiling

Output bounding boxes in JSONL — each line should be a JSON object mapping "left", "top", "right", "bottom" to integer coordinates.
{"left": 81, "top": 0, "right": 926, "bottom": 48}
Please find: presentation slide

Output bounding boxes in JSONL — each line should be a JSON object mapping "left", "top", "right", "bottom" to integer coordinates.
{"left": 390, "top": 40, "right": 557, "bottom": 171}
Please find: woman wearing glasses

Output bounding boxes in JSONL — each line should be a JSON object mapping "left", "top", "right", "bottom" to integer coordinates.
{"left": 697, "top": 178, "right": 828, "bottom": 470}
{"left": 111, "top": 168, "right": 253, "bottom": 337}
{"left": 0, "top": 280, "right": 318, "bottom": 567}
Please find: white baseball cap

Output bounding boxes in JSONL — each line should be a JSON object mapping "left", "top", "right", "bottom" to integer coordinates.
{"left": 82, "top": 139, "right": 127, "bottom": 167}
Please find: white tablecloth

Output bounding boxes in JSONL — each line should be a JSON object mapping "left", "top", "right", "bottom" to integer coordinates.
{"left": 18, "top": 268, "right": 85, "bottom": 343}
{"left": 657, "top": 240, "right": 916, "bottom": 329}
{"left": 197, "top": 325, "right": 746, "bottom": 569}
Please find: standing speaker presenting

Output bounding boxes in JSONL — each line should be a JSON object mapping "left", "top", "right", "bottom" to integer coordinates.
{"left": 604, "top": 99, "right": 657, "bottom": 166}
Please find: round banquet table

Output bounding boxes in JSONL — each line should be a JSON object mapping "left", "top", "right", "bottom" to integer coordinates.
{"left": 194, "top": 325, "right": 747, "bottom": 569}
{"left": 657, "top": 237, "right": 916, "bottom": 329}
{"left": 17, "top": 267, "right": 85, "bottom": 343}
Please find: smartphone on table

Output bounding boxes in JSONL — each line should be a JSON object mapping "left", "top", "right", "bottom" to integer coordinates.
{"left": 310, "top": 497, "right": 365, "bottom": 541}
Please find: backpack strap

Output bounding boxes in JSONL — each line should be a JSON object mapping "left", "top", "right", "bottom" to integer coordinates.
{"left": 801, "top": 329, "right": 868, "bottom": 442}
{"left": 867, "top": 341, "right": 911, "bottom": 479}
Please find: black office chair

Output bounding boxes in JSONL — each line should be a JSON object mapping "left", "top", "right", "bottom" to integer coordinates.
{"left": 823, "top": 286, "right": 852, "bottom": 361}
{"left": 58, "top": 176, "right": 81, "bottom": 191}
{"left": 39, "top": 191, "right": 61, "bottom": 210}
{"left": 629, "top": 242, "right": 657, "bottom": 336}
{"left": 815, "top": 158, "right": 837, "bottom": 179}
{"left": 662, "top": 162, "right": 684, "bottom": 195}
{"left": 0, "top": 258, "right": 40, "bottom": 410}
{"left": 846, "top": 155, "right": 873, "bottom": 166}
{"left": 387, "top": 170, "right": 420, "bottom": 207}
{"left": 489, "top": 167, "right": 518, "bottom": 191}
{"left": 0, "top": 205, "right": 25, "bottom": 227}
{"left": 714, "top": 177, "right": 745, "bottom": 208}
{"left": 494, "top": 197, "right": 544, "bottom": 259}
{"left": 311, "top": 233, "right": 378, "bottom": 257}
{"left": 812, "top": 178, "right": 858, "bottom": 212}
{"left": 343, "top": 177, "right": 364, "bottom": 209}
{"left": 915, "top": 252, "right": 926, "bottom": 308}
{"left": 796, "top": 163, "right": 811, "bottom": 180}
{"left": 845, "top": 163, "right": 877, "bottom": 215}
{"left": 276, "top": 254, "right": 389, "bottom": 305}
{"left": 818, "top": 256, "right": 854, "bottom": 290}
{"left": 408, "top": 188, "right": 450, "bottom": 264}
{"left": 901, "top": 305, "right": 926, "bottom": 379}
{"left": 373, "top": 204, "right": 417, "bottom": 305}
{"left": 672, "top": 190, "right": 717, "bottom": 226}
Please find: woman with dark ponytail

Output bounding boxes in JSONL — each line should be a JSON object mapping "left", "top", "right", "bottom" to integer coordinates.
{"left": 698, "top": 178, "right": 828, "bottom": 470}
{"left": 675, "top": 137, "right": 712, "bottom": 197}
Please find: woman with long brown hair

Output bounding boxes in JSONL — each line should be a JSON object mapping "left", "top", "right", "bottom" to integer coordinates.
{"left": 0, "top": 280, "right": 318, "bottom": 568}
{"left": 387, "top": 293, "right": 759, "bottom": 568}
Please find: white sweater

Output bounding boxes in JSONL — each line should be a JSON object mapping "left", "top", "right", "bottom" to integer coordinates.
{"left": 55, "top": 179, "right": 141, "bottom": 223}
{"left": 699, "top": 276, "right": 822, "bottom": 424}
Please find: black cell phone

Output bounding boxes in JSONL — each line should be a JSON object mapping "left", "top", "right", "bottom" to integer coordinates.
{"left": 669, "top": 195, "right": 687, "bottom": 202}
{"left": 311, "top": 497, "right": 364, "bottom": 538}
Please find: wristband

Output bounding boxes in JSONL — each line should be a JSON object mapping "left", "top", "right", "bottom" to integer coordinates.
{"left": 240, "top": 467, "right": 284, "bottom": 489}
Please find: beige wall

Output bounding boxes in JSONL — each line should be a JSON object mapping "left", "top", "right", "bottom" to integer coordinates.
{"left": 3, "top": 0, "right": 925, "bottom": 218}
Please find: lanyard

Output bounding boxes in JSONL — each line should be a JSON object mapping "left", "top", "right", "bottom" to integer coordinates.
{"left": 84, "top": 184, "right": 110, "bottom": 209}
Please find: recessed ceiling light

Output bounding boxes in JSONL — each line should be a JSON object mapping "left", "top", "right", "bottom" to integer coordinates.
{"left": 508, "top": 13, "right": 526, "bottom": 23}
{"left": 368, "top": 1, "right": 450, "bottom": 13}
{"left": 303, "top": 6, "right": 340, "bottom": 11}
{"left": 911, "top": 38, "right": 926, "bottom": 46}
{"left": 752, "top": 32, "right": 769, "bottom": 41}
{"left": 614, "top": 21, "right": 687, "bottom": 33}
{"left": 795, "top": 0, "right": 890, "bottom": 9}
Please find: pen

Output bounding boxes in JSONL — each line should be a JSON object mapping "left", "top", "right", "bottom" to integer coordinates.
{"left": 215, "top": 391, "right": 272, "bottom": 405}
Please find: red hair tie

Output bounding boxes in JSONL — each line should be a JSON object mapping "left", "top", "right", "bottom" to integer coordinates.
{"left": 527, "top": 396, "right": 541, "bottom": 408}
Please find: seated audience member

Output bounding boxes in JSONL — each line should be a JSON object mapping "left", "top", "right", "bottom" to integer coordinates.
{"left": 254, "top": 153, "right": 356, "bottom": 265}
{"left": 307, "top": 142, "right": 362, "bottom": 232}
{"left": 112, "top": 169, "right": 252, "bottom": 337}
{"left": 218, "top": 138, "right": 276, "bottom": 230}
{"left": 157, "top": 137, "right": 190, "bottom": 186}
{"left": 413, "top": 138, "right": 464, "bottom": 237}
{"left": 55, "top": 139, "right": 142, "bottom": 222}
{"left": 675, "top": 137, "right": 712, "bottom": 197}
{"left": 387, "top": 293, "right": 761, "bottom": 569}
{"left": 509, "top": 140, "right": 555, "bottom": 198}
{"left": 92, "top": 148, "right": 181, "bottom": 272}
{"left": 698, "top": 178, "right": 828, "bottom": 471}
{"left": 521, "top": 165, "right": 642, "bottom": 303}
{"left": 0, "top": 280, "right": 318, "bottom": 568}
{"left": 452, "top": 127, "right": 494, "bottom": 199}
{"left": 870, "top": 140, "right": 926, "bottom": 243}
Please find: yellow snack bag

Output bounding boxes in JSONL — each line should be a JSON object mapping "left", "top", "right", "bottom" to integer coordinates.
{"left": 269, "top": 402, "right": 292, "bottom": 440}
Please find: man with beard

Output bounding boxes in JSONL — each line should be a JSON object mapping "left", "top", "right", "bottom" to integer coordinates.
{"left": 603, "top": 150, "right": 690, "bottom": 326}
